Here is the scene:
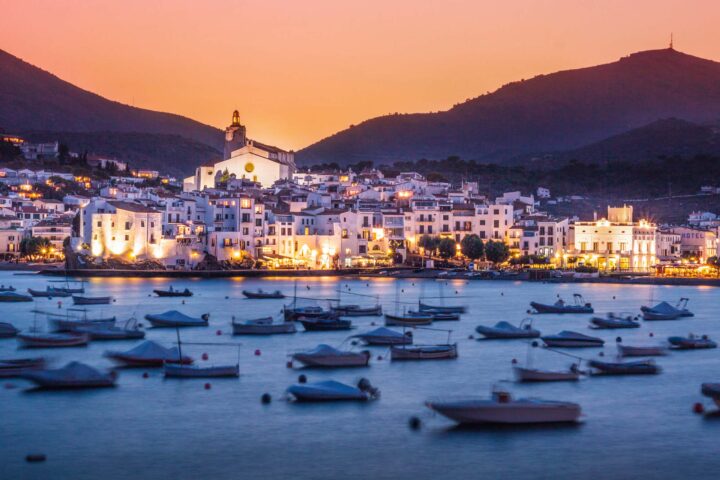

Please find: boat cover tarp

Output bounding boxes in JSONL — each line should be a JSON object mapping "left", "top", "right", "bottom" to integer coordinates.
{"left": 147, "top": 310, "right": 203, "bottom": 323}
{"left": 301, "top": 344, "right": 344, "bottom": 356}
{"left": 118, "top": 340, "right": 181, "bottom": 359}
{"left": 647, "top": 302, "right": 680, "bottom": 314}
{"left": 355, "top": 327, "right": 404, "bottom": 339}
{"left": 287, "top": 380, "right": 364, "bottom": 399}
{"left": 553, "top": 331, "right": 600, "bottom": 341}
{"left": 30, "top": 362, "right": 108, "bottom": 382}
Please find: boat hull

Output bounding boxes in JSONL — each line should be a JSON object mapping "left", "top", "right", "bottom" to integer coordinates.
{"left": 232, "top": 320, "right": 296, "bottom": 335}
{"left": 298, "top": 318, "right": 352, "bottom": 331}
{"left": 163, "top": 363, "right": 239, "bottom": 378}
{"left": 391, "top": 344, "right": 458, "bottom": 361}
{"left": 331, "top": 305, "right": 382, "bottom": 316}
{"left": 0, "top": 358, "right": 45, "bottom": 377}
{"left": 588, "top": 360, "right": 661, "bottom": 375}
{"left": 542, "top": 339, "right": 603, "bottom": 348}
{"left": 292, "top": 352, "right": 370, "bottom": 368}
{"left": 72, "top": 296, "right": 112, "bottom": 305}
{"left": 243, "top": 290, "right": 284, "bottom": 299}
{"left": 617, "top": 345, "right": 666, "bottom": 357}
{"left": 531, "top": 302, "right": 593, "bottom": 314}
{"left": 384, "top": 313, "right": 433, "bottom": 327}
{"left": 418, "top": 303, "right": 466, "bottom": 314}
{"left": 427, "top": 401, "right": 581, "bottom": 424}
{"left": 17, "top": 333, "right": 89, "bottom": 348}
{"left": 513, "top": 367, "right": 580, "bottom": 382}
{"left": 153, "top": 290, "right": 193, "bottom": 297}
{"left": 475, "top": 326, "right": 540, "bottom": 339}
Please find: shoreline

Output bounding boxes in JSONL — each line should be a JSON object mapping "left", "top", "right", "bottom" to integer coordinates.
{"left": 34, "top": 268, "right": 720, "bottom": 287}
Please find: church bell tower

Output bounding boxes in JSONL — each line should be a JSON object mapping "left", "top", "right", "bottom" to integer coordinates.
{"left": 224, "top": 110, "right": 247, "bottom": 159}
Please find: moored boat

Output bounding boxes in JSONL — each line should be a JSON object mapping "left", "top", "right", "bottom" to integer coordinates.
{"left": 418, "top": 302, "right": 466, "bottom": 314}
{"left": 390, "top": 343, "right": 458, "bottom": 361}
{"left": 72, "top": 295, "right": 112, "bottom": 305}
{"left": 352, "top": 327, "right": 413, "bottom": 346}
{"left": 105, "top": 340, "right": 193, "bottom": 367}
{"left": 701, "top": 383, "right": 720, "bottom": 408}
{"left": 668, "top": 334, "right": 717, "bottom": 350}
{"left": 475, "top": 320, "right": 540, "bottom": 339}
{"left": 0, "top": 321, "right": 19, "bottom": 338}
{"left": 163, "top": 363, "right": 239, "bottom": 378}
{"left": 153, "top": 287, "right": 193, "bottom": 297}
{"left": 513, "top": 365, "right": 582, "bottom": 382}
{"left": 0, "top": 291, "right": 33, "bottom": 302}
{"left": 542, "top": 331, "right": 604, "bottom": 348}
{"left": 298, "top": 316, "right": 352, "bottom": 331}
{"left": 588, "top": 359, "right": 661, "bottom": 375}
{"left": 330, "top": 304, "right": 383, "bottom": 316}
{"left": 291, "top": 344, "right": 370, "bottom": 368}
{"left": 531, "top": 294, "right": 593, "bottom": 314}
{"left": 617, "top": 344, "right": 667, "bottom": 357}
{"left": 232, "top": 316, "right": 296, "bottom": 335}
{"left": 242, "top": 289, "right": 285, "bottom": 299}
{"left": 590, "top": 313, "right": 640, "bottom": 329}
{"left": 28, "top": 288, "right": 71, "bottom": 298}
{"left": 283, "top": 305, "right": 330, "bottom": 321}
{"left": 76, "top": 318, "right": 145, "bottom": 340}
{"left": 145, "top": 310, "right": 209, "bottom": 328}
{"left": 52, "top": 316, "right": 116, "bottom": 332}
{"left": 384, "top": 311, "right": 433, "bottom": 327}
{"left": 0, "top": 357, "right": 45, "bottom": 377}
{"left": 287, "top": 379, "right": 379, "bottom": 402}
{"left": 17, "top": 332, "right": 89, "bottom": 348}
{"left": 22, "top": 362, "right": 116, "bottom": 389}
{"left": 0, "top": 285, "right": 16, "bottom": 292}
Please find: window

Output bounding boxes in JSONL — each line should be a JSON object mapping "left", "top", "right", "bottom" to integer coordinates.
{"left": 124, "top": 235, "right": 129, "bottom": 241}
{"left": 243, "top": 228, "right": 249, "bottom": 235}
{"left": 97, "top": 221, "right": 102, "bottom": 227}
{"left": 141, "top": 220, "right": 145, "bottom": 228}
{"left": 241, "top": 198, "right": 251, "bottom": 209}
{"left": 493, "top": 220, "right": 499, "bottom": 228}
{"left": 150, "top": 222, "right": 154, "bottom": 228}
{"left": 125, "top": 222, "right": 130, "bottom": 230}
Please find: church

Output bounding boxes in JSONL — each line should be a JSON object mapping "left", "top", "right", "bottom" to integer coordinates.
{"left": 183, "top": 111, "right": 296, "bottom": 191}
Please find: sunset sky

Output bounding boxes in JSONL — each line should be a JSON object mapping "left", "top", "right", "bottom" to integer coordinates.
{"left": 2, "top": 0, "right": 719, "bottom": 150}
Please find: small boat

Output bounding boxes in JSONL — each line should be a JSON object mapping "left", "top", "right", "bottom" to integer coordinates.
{"left": 0, "top": 291, "right": 32, "bottom": 302}
{"left": 668, "top": 334, "right": 717, "bottom": 350}
{"left": 390, "top": 343, "right": 458, "bottom": 361}
{"left": 530, "top": 294, "right": 593, "bottom": 314}
{"left": 384, "top": 312, "right": 433, "bottom": 327}
{"left": 513, "top": 365, "right": 582, "bottom": 382}
{"left": 590, "top": 313, "right": 640, "bottom": 329}
{"left": 17, "top": 332, "right": 89, "bottom": 348}
{"left": 47, "top": 281, "right": 85, "bottom": 294}
{"left": 72, "top": 295, "right": 112, "bottom": 305}
{"left": 22, "top": 362, "right": 116, "bottom": 389}
{"left": 232, "top": 316, "right": 296, "bottom": 335}
{"left": 542, "top": 331, "right": 604, "bottom": 348}
{"left": 105, "top": 340, "right": 193, "bottom": 367}
{"left": 243, "top": 289, "right": 285, "bottom": 299}
{"left": 617, "top": 344, "right": 667, "bottom": 357}
{"left": 0, "top": 321, "right": 19, "bottom": 338}
{"left": 298, "top": 316, "right": 352, "bottom": 331}
{"left": 588, "top": 359, "right": 661, "bottom": 375}
{"left": 418, "top": 302, "right": 466, "bottom": 314}
{"left": 153, "top": 287, "right": 193, "bottom": 297}
{"left": 145, "top": 310, "right": 209, "bottom": 328}
{"left": 28, "top": 288, "right": 71, "bottom": 298}
{"left": 701, "top": 383, "right": 720, "bottom": 408}
{"left": 330, "top": 304, "right": 383, "bottom": 316}
{"left": 52, "top": 316, "right": 116, "bottom": 332}
{"left": 641, "top": 301, "right": 684, "bottom": 320}
{"left": 291, "top": 344, "right": 370, "bottom": 368}
{"left": 475, "top": 320, "right": 540, "bottom": 339}
{"left": 352, "top": 327, "right": 413, "bottom": 346}
{"left": 421, "top": 311, "right": 460, "bottom": 321}
{"left": 163, "top": 363, "right": 239, "bottom": 378}
{"left": 76, "top": 318, "right": 145, "bottom": 341}
{"left": 0, "top": 357, "right": 45, "bottom": 377}
{"left": 426, "top": 389, "right": 581, "bottom": 425}
{"left": 287, "top": 379, "right": 379, "bottom": 402}
{"left": 283, "top": 305, "right": 330, "bottom": 321}
{"left": 0, "top": 285, "right": 16, "bottom": 292}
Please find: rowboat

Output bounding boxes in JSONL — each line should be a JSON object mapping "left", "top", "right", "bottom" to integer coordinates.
{"left": 390, "top": 343, "right": 458, "bottom": 361}
{"left": 17, "top": 332, "right": 90, "bottom": 348}
{"left": 420, "top": 311, "right": 460, "bottom": 321}
{"left": 298, "top": 316, "right": 353, "bottom": 331}
{"left": 384, "top": 312, "right": 433, "bottom": 327}
{"left": 588, "top": 359, "right": 661, "bottom": 375}
{"left": 0, "top": 322, "right": 19, "bottom": 338}
{"left": 352, "top": 327, "right": 413, "bottom": 346}
{"left": 51, "top": 316, "right": 116, "bottom": 332}
{"left": 232, "top": 316, "right": 296, "bottom": 335}
{"left": 0, "top": 357, "right": 45, "bottom": 377}
{"left": 291, "top": 344, "right": 370, "bottom": 368}
{"left": 476, "top": 320, "right": 540, "bottom": 339}
{"left": 243, "top": 289, "right": 285, "bottom": 299}
{"left": 418, "top": 302, "right": 466, "bottom": 314}
{"left": 22, "top": 362, "right": 116, "bottom": 389}
{"left": 28, "top": 288, "right": 71, "bottom": 298}
{"left": 513, "top": 365, "right": 581, "bottom": 382}
{"left": 72, "top": 295, "right": 112, "bottom": 305}
{"left": 426, "top": 389, "right": 581, "bottom": 425}
{"left": 287, "top": 379, "right": 379, "bottom": 402}
{"left": 105, "top": 340, "right": 193, "bottom": 367}
{"left": 163, "top": 363, "right": 239, "bottom": 378}
{"left": 617, "top": 344, "right": 667, "bottom": 357}
{"left": 541, "top": 331, "right": 604, "bottom": 348}
{"left": 153, "top": 288, "right": 193, "bottom": 297}
{"left": 590, "top": 313, "right": 640, "bottom": 329}
{"left": 145, "top": 310, "right": 209, "bottom": 328}
{"left": 330, "top": 304, "right": 383, "bottom": 316}
{"left": 668, "top": 334, "right": 717, "bottom": 350}
{"left": 531, "top": 294, "right": 593, "bottom": 314}
{"left": 0, "top": 291, "right": 32, "bottom": 302}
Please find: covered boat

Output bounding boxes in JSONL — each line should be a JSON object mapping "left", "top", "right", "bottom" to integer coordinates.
{"left": 298, "top": 316, "right": 352, "bottom": 331}
{"left": 390, "top": 343, "right": 458, "bottom": 361}
{"left": 287, "top": 379, "right": 379, "bottom": 402}
{"left": 418, "top": 302, "right": 466, "bottom": 314}
{"left": 352, "top": 327, "right": 413, "bottom": 346}
{"left": 232, "top": 316, "right": 296, "bottom": 335}
{"left": 588, "top": 359, "right": 661, "bottom": 375}
{"left": 17, "top": 332, "right": 89, "bottom": 348}
{"left": 145, "top": 310, "right": 209, "bottom": 328}
{"left": 513, "top": 365, "right": 581, "bottom": 382}
{"left": 243, "top": 289, "right": 285, "bottom": 299}
{"left": 291, "top": 344, "right": 370, "bottom": 368}
{"left": 475, "top": 320, "right": 540, "bottom": 339}
{"left": 426, "top": 390, "right": 581, "bottom": 425}
{"left": 0, "top": 321, "right": 19, "bottom": 338}
{"left": 0, "top": 357, "right": 45, "bottom": 377}
{"left": 76, "top": 318, "right": 145, "bottom": 341}
{"left": 542, "top": 331, "right": 604, "bottom": 348}
{"left": 641, "top": 301, "right": 683, "bottom": 320}
{"left": 22, "top": 362, "right": 116, "bottom": 389}
{"left": 105, "top": 340, "right": 193, "bottom": 367}
{"left": 617, "top": 344, "right": 667, "bottom": 357}
{"left": 0, "top": 291, "right": 32, "bottom": 302}
{"left": 384, "top": 311, "right": 433, "bottom": 327}
{"left": 72, "top": 295, "right": 112, "bottom": 305}
{"left": 283, "top": 305, "right": 330, "bottom": 321}
{"left": 590, "top": 313, "right": 640, "bottom": 329}
{"left": 163, "top": 363, "right": 239, "bottom": 378}
{"left": 668, "top": 334, "right": 717, "bottom": 350}
{"left": 330, "top": 304, "right": 383, "bottom": 316}
{"left": 701, "top": 383, "right": 720, "bottom": 408}
{"left": 52, "top": 316, "right": 116, "bottom": 332}
{"left": 530, "top": 294, "right": 593, "bottom": 314}
{"left": 153, "top": 287, "right": 193, "bottom": 297}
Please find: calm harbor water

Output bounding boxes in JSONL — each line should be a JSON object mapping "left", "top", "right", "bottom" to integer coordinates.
{"left": 2, "top": 272, "right": 720, "bottom": 480}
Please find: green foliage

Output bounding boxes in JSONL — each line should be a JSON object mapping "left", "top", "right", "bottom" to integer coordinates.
{"left": 510, "top": 254, "right": 549, "bottom": 265}
{"left": 20, "top": 237, "right": 52, "bottom": 258}
{"left": 484, "top": 240, "right": 510, "bottom": 264}
{"left": 460, "top": 234, "right": 484, "bottom": 260}
{"left": 437, "top": 238, "right": 456, "bottom": 259}
{"left": 417, "top": 235, "right": 440, "bottom": 255}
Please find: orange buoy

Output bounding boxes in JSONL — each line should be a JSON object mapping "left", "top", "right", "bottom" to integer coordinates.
{"left": 693, "top": 402, "right": 705, "bottom": 414}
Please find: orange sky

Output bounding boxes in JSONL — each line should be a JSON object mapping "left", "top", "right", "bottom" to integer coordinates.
{"left": 2, "top": 0, "right": 719, "bottom": 150}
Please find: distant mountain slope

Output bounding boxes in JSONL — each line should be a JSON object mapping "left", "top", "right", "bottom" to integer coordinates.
{"left": 0, "top": 49, "right": 222, "bottom": 174}
{"left": 297, "top": 48, "right": 720, "bottom": 166}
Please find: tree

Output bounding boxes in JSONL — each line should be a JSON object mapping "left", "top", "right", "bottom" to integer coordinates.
{"left": 438, "top": 238, "right": 457, "bottom": 259}
{"left": 485, "top": 240, "right": 510, "bottom": 264}
{"left": 20, "top": 237, "right": 52, "bottom": 258}
{"left": 417, "top": 235, "right": 440, "bottom": 256}
{"left": 460, "top": 234, "right": 484, "bottom": 260}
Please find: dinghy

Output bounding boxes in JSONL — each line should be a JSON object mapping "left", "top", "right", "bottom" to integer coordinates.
{"left": 418, "top": 311, "right": 460, "bottom": 321}
{"left": 617, "top": 344, "right": 667, "bottom": 357}
{"left": 291, "top": 344, "right": 370, "bottom": 368}
{"left": 390, "top": 343, "right": 458, "bottom": 361}
{"left": 287, "top": 379, "right": 379, "bottom": 402}
{"left": 542, "top": 331, "right": 604, "bottom": 348}
{"left": 28, "top": 288, "right": 71, "bottom": 298}
{"left": 0, "top": 291, "right": 32, "bottom": 302}
{"left": 72, "top": 295, "right": 112, "bottom": 305}
{"left": 17, "top": 332, "right": 89, "bottom": 348}
{"left": 22, "top": 362, "right": 116, "bottom": 389}
{"left": 668, "top": 334, "right": 717, "bottom": 350}
{"left": 232, "top": 316, "right": 296, "bottom": 335}
{"left": 105, "top": 340, "right": 193, "bottom": 367}
{"left": 590, "top": 313, "right": 640, "bottom": 329}
{"left": 298, "top": 316, "right": 352, "bottom": 331}
{"left": 418, "top": 302, "right": 466, "bottom": 314}
{"left": 530, "top": 294, "right": 593, "bottom": 314}
{"left": 352, "top": 327, "right": 413, "bottom": 346}
{"left": 701, "top": 383, "right": 720, "bottom": 408}
{"left": 163, "top": 363, "right": 239, "bottom": 378}
{"left": 0, "top": 357, "right": 45, "bottom": 377}
{"left": 426, "top": 389, "right": 581, "bottom": 425}
{"left": 242, "top": 289, "right": 284, "bottom": 299}
{"left": 588, "top": 359, "right": 661, "bottom": 375}
{"left": 76, "top": 318, "right": 145, "bottom": 340}
{"left": 52, "top": 315, "right": 116, "bottom": 332}
{"left": 330, "top": 304, "right": 383, "bottom": 316}
{"left": 384, "top": 311, "right": 433, "bottom": 327}
{"left": 0, "top": 322, "right": 19, "bottom": 338}
{"left": 513, "top": 365, "right": 582, "bottom": 382}
{"left": 145, "top": 310, "right": 209, "bottom": 328}
{"left": 475, "top": 320, "right": 540, "bottom": 339}
{"left": 153, "top": 287, "right": 193, "bottom": 297}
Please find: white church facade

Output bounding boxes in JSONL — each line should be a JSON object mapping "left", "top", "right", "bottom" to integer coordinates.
{"left": 184, "top": 111, "right": 296, "bottom": 192}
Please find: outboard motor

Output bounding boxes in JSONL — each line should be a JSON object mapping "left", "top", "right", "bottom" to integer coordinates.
{"left": 357, "top": 378, "right": 380, "bottom": 398}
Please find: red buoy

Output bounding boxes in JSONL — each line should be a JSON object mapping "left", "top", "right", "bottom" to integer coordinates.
{"left": 286, "top": 361, "right": 293, "bottom": 368}
{"left": 693, "top": 402, "right": 704, "bottom": 414}
{"left": 377, "top": 355, "right": 383, "bottom": 361}
{"left": 254, "top": 349, "right": 261, "bottom": 356}
{"left": 204, "top": 383, "right": 211, "bottom": 390}
{"left": 201, "top": 353, "right": 209, "bottom": 361}
{"left": 649, "top": 332, "right": 654, "bottom": 337}
{"left": 142, "top": 372, "right": 149, "bottom": 379}
{"left": 216, "top": 330, "right": 222, "bottom": 336}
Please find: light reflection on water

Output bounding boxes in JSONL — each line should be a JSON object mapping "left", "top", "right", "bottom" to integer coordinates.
{"left": 2, "top": 272, "right": 720, "bottom": 480}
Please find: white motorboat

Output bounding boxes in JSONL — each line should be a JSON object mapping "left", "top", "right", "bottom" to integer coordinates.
{"left": 232, "top": 316, "right": 296, "bottom": 335}
{"left": 290, "top": 344, "right": 370, "bottom": 368}
{"left": 542, "top": 331, "right": 604, "bottom": 348}
{"left": 352, "top": 327, "right": 413, "bottom": 346}
{"left": 105, "top": 340, "right": 193, "bottom": 367}
{"left": 145, "top": 310, "right": 209, "bottom": 328}
{"left": 287, "top": 379, "right": 379, "bottom": 402}
{"left": 475, "top": 320, "right": 540, "bottom": 339}
{"left": 0, "top": 321, "right": 19, "bottom": 338}
{"left": 513, "top": 365, "right": 581, "bottom": 382}
{"left": 589, "top": 313, "right": 640, "bottom": 329}
{"left": 426, "top": 389, "right": 581, "bottom": 425}
{"left": 163, "top": 363, "right": 239, "bottom": 378}
{"left": 22, "top": 362, "right": 116, "bottom": 389}
{"left": 668, "top": 334, "right": 717, "bottom": 350}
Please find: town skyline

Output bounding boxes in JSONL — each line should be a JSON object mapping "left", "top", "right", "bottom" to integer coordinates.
{"left": 3, "top": 0, "right": 720, "bottom": 150}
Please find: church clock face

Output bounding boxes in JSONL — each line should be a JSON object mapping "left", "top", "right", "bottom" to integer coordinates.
{"left": 245, "top": 162, "right": 255, "bottom": 173}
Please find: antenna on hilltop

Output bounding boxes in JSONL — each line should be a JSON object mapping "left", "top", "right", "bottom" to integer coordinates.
{"left": 669, "top": 33, "right": 674, "bottom": 50}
